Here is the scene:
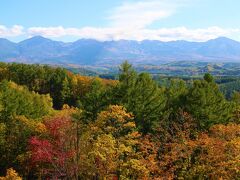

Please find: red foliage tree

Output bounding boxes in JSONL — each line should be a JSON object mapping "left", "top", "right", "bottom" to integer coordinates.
{"left": 28, "top": 115, "right": 77, "bottom": 179}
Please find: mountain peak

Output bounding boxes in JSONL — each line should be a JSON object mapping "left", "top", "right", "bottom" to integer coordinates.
{"left": 215, "top": 36, "right": 230, "bottom": 40}
{"left": 19, "top": 36, "right": 52, "bottom": 45}
{"left": 210, "top": 36, "right": 239, "bottom": 43}
{"left": 29, "top": 35, "right": 49, "bottom": 40}
{"left": 0, "top": 38, "right": 16, "bottom": 44}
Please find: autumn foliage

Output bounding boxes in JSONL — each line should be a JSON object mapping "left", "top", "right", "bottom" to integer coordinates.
{"left": 29, "top": 111, "right": 77, "bottom": 179}
{"left": 0, "top": 62, "right": 240, "bottom": 179}
{"left": 0, "top": 168, "right": 22, "bottom": 180}
{"left": 158, "top": 116, "right": 240, "bottom": 179}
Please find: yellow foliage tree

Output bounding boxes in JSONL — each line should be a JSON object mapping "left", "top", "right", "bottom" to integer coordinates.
{"left": 0, "top": 168, "right": 22, "bottom": 180}
{"left": 79, "top": 105, "right": 151, "bottom": 179}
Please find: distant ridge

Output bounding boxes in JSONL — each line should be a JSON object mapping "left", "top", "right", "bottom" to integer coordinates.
{"left": 0, "top": 36, "right": 240, "bottom": 65}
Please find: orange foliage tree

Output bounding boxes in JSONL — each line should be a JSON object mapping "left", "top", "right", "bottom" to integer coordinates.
{"left": 158, "top": 115, "right": 240, "bottom": 179}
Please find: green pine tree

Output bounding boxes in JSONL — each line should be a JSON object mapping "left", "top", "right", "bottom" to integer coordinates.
{"left": 186, "top": 74, "right": 234, "bottom": 129}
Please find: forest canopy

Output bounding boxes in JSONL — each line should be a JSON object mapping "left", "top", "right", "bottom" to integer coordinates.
{"left": 0, "top": 62, "right": 239, "bottom": 179}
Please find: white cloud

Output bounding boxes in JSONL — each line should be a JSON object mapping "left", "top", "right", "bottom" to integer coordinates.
{"left": 28, "top": 26, "right": 118, "bottom": 41}
{"left": 0, "top": 25, "right": 24, "bottom": 37}
{"left": 136, "top": 27, "right": 240, "bottom": 41}
{"left": 108, "top": 0, "right": 186, "bottom": 29}
{"left": 28, "top": 26, "right": 67, "bottom": 37}
{"left": 26, "top": 26, "right": 240, "bottom": 42}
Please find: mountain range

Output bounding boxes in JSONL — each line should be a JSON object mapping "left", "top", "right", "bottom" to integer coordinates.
{"left": 0, "top": 36, "right": 240, "bottom": 65}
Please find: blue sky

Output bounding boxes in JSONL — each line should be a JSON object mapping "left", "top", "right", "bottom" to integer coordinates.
{"left": 1, "top": 0, "right": 240, "bottom": 42}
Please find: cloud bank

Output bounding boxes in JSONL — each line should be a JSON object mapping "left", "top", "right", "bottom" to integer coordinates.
{"left": 0, "top": 25, "right": 24, "bottom": 37}
{"left": 27, "top": 26, "right": 240, "bottom": 42}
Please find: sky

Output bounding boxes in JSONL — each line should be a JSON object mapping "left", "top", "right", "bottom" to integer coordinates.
{"left": 1, "top": 0, "right": 240, "bottom": 42}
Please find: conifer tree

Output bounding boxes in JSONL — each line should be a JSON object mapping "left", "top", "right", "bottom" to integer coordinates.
{"left": 116, "top": 62, "right": 166, "bottom": 133}
{"left": 82, "top": 78, "right": 111, "bottom": 122}
{"left": 186, "top": 74, "right": 233, "bottom": 129}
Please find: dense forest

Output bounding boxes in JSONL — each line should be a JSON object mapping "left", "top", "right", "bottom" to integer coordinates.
{"left": 0, "top": 62, "right": 239, "bottom": 179}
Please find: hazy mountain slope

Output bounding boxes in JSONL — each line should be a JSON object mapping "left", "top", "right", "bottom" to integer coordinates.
{"left": 0, "top": 36, "right": 240, "bottom": 65}
{"left": 197, "top": 37, "right": 240, "bottom": 59}
{"left": 18, "top": 36, "right": 66, "bottom": 62}
{"left": 0, "top": 38, "right": 19, "bottom": 59}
